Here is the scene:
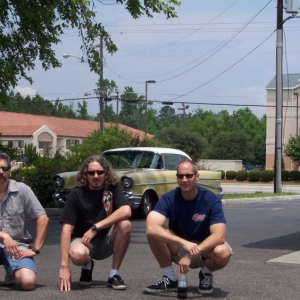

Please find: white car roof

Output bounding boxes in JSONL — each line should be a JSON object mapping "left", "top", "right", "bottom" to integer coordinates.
{"left": 103, "top": 147, "right": 191, "bottom": 159}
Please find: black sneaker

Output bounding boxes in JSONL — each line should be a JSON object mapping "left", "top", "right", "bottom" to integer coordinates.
{"left": 107, "top": 274, "right": 127, "bottom": 290}
{"left": 79, "top": 260, "right": 94, "bottom": 286}
{"left": 198, "top": 272, "right": 213, "bottom": 294}
{"left": 144, "top": 275, "right": 178, "bottom": 294}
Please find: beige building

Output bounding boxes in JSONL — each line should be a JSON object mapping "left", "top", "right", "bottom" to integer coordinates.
{"left": 0, "top": 111, "right": 153, "bottom": 156}
{"left": 266, "top": 73, "right": 300, "bottom": 171}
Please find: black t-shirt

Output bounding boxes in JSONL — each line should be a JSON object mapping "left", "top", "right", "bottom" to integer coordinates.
{"left": 60, "top": 182, "right": 129, "bottom": 238}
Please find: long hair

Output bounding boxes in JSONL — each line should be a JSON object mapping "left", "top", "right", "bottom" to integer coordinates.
{"left": 0, "top": 152, "right": 11, "bottom": 169}
{"left": 76, "top": 155, "right": 118, "bottom": 190}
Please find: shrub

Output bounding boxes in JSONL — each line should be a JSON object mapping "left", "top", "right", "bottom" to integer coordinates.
{"left": 289, "top": 170, "right": 300, "bottom": 181}
{"left": 226, "top": 170, "right": 236, "bottom": 180}
{"left": 282, "top": 170, "right": 289, "bottom": 181}
{"left": 260, "top": 170, "right": 274, "bottom": 182}
{"left": 220, "top": 170, "right": 225, "bottom": 179}
{"left": 236, "top": 170, "right": 248, "bottom": 181}
{"left": 248, "top": 170, "right": 261, "bottom": 182}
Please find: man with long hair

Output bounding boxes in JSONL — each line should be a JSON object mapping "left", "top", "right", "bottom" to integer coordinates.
{"left": 59, "top": 155, "right": 131, "bottom": 291}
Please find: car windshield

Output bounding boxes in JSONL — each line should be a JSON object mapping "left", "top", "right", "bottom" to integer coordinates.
{"left": 103, "top": 151, "right": 162, "bottom": 169}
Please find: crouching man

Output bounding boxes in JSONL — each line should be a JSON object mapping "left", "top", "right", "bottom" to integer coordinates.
{"left": 145, "top": 159, "right": 232, "bottom": 295}
{"left": 0, "top": 152, "right": 49, "bottom": 290}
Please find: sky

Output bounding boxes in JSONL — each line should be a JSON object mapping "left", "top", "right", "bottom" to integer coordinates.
{"left": 15, "top": 0, "right": 300, "bottom": 118}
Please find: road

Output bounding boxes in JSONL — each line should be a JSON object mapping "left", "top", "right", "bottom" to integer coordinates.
{"left": 1, "top": 200, "right": 300, "bottom": 299}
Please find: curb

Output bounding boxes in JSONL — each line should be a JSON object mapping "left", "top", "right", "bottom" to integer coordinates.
{"left": 221, "top": 195, "right": 300, "bottom": 205}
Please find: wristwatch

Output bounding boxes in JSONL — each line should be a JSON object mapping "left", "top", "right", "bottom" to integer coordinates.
{"left": 30, "top": 245, "right": 40, "bottom": 254}
{"left": 91, "top": 224, "right": 99, "bottom": 232}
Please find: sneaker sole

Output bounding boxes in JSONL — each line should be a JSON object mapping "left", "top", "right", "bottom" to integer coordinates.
{"left": 198, "top": 288, "right": 213, "bottom": 294}
{"left": 144, "top": 287, "right": 177, "bottom": 294}
{"left": 108, "top": 284, "right": 127, "bottom": 290}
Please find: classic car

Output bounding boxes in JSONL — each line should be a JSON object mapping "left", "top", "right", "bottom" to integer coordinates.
{"left": 52, "top": 147, "right": 223, "bottom": 218}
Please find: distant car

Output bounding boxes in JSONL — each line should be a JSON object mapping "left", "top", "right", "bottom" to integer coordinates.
{"left": 52, "top": 147, "right": 223, "bottom": 218}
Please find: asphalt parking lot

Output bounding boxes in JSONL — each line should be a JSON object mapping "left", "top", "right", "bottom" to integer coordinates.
{"left": 1, "top": 199, "right": 300, "bottom": 299}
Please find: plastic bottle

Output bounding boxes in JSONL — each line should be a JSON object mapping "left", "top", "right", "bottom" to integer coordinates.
{"left": 177, "top": 273, "right": 187, "bottom": 299}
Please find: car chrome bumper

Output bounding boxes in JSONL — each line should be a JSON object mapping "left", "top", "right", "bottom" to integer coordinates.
{"left": 53, "top": 190, "right": 143, "bottom": 211}
{"left": 123, "top": 191, "right": 142, "bottom": 210}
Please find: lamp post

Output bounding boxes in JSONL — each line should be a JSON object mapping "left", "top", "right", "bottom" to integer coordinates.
{"left": 62, "top": 48, "right": 104, "bottom": 133}
{"left": 145, "top": 80, "right": 156, "bottom": 134}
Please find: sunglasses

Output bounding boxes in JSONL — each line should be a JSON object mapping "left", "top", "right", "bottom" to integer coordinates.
{"left": 87, "top": 170, "right": 105, "bottom": 176}
{"left": 0, "top": 166, "right": 10, "bottom": 172}
{"left": 176, "top": 173, "right": 195, "bottom": 179}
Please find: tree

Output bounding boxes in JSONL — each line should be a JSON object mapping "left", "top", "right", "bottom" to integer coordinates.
{"left": 118, "top": 86, "right": 145, "bottom": 129}
{"left": 155, "top": 126, "right": 205, "bottom": 161}
{"left": 209, "top": 132, "right": 254, "bottom": 164}
{"left": 76, "top": 100, "right": 90, "bottom": 120}
{"left": 284, "top": 135, "right": 300, "bottom": 165}
{"left": 1, "top": 0, "right": 179, "bottom": 102}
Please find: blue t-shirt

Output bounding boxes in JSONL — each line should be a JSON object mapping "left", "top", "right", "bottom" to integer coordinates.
{"left": 153, "top": 186, "right": 226, "bottom": 242}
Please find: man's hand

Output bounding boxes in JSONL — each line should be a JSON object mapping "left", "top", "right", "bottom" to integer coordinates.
{"left": 15, "top": 248, "right": 36, "bottom": 260}
{"left": 178, "top": 254, "right": 192, "bottom": 276}
{"left": 59, "top": 266, "right": 72, "bottom": 291}
{"left": 81, "top": 229, "right": 97, "bottom": 247}
{"left": 182, "top": 241, "right": 202, "bottom": 258}
{"left": 3, "top": 234, "right": 20, "bottom": 259}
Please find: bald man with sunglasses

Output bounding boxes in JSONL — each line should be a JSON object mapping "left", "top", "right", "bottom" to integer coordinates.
{"left": 0, "top": 152, "right": 49, "bottom": 290}
{"left": 59, "top": 155, "right": 131, "bottom": 292}
{"left": 145, "top": 159, "right": 232, "bottom": 295}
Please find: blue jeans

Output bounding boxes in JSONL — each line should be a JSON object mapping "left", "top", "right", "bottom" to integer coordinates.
{"left": 0, "top": 248, "right": 37, "bottom": 274}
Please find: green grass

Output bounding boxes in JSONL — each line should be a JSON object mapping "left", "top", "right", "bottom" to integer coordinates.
{"left": 223, "top": 192, "right": 297, "bottom": 199}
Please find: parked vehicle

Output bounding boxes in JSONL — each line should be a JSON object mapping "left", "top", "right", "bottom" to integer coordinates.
{"left": 52, "top": 147, "right": 223, "bottom": 218}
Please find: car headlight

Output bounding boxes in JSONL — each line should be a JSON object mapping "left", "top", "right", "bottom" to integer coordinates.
{"left": 122, "top": 176, "right": 133, "bottom": 188}
{"left": 54, "top": 176, "right": 65, "bottom": 188}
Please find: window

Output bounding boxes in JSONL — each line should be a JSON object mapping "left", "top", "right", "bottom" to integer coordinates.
{"left": 66, "top": 139, "right": 80, "bottom": 147}
{"left": 38, "top": 141, "right": 44, "bottom": 149}
{"left": 18, "top": 140, "right": 24, "bottom": 148}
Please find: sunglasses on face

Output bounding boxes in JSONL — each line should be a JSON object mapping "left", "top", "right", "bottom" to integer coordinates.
{"left": 0, "top": 166, "right": 10, "bottom": 172}
{"left": 87, "top": 170, "right": 105, "bottom": 176}
{"left": 176, "top": 173, "right": 196, "bottom": 179}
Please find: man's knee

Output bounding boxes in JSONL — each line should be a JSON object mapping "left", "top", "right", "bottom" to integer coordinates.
{"left": 115, "top": 219, "right": 131, "bottom": 234}
{"left": 14, "top": 269, "right": 36, "bottom": 291}
{"left": 69, "top": 244, "right": 90, "bottom": 265}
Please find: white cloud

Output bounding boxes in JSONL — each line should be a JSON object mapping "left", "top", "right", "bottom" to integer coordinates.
{"left": 14, "top": 86, "right": 37, "bottom": 97}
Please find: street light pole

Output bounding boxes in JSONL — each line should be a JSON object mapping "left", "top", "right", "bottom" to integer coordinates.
{"left": 145, "top": 80, "right": 156, "bottom": 134}
{"left": 99, "top": 36, "right": 104, "bottom": 134}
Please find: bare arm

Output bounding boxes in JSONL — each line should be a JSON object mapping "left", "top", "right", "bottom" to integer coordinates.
{"left": 198, "top": 223, "right": 226, "bottom": 256}
{"left": 34, "top": 213, "right": 49, "bottom": 250}
{"left": 94, "top": 204, "right": 131, "bottom": 230}
{"left": 59, "top": 223, "right": 73, "bottom": 291}
{"left": 146, "top": 211, "right": 187, "bottom": 246}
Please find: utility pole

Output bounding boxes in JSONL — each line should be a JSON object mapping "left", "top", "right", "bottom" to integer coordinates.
{"left": 274, "top": 0, "right": 283, "bottom": 193}
{"left": 99, "top": 36, "right": 104, "bottom": 134}
{"left": 178, "top": 103, "right": 190, "bottom": 122}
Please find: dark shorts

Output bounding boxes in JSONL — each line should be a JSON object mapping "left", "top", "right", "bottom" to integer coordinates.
{"left": 0, "top": 248, "right": 37, "bottom": 274}
{"left": 71, "top": 229, "right": 113, "bottom": 260}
